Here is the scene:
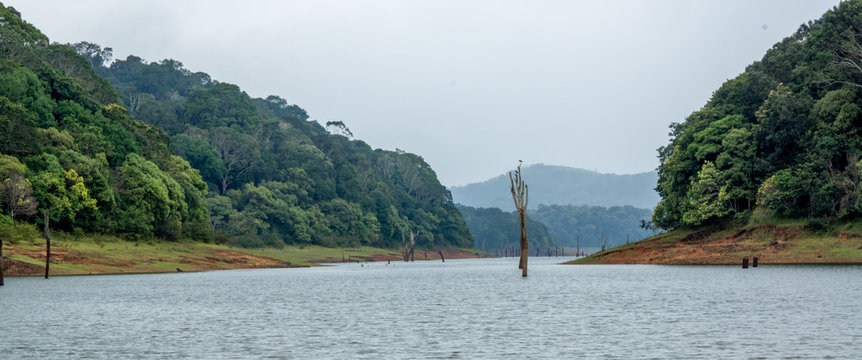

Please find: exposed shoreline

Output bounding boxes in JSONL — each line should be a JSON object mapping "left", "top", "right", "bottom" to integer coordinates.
{"left": 566, "top": 223, "right": 862, "bottom": 265}
{"left": 0, "top": 239, "right": 487, "bottom": 277}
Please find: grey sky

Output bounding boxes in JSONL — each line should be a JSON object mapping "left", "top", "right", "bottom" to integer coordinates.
{"left": 5, "top": 0, "right": 841, "bottom": 186}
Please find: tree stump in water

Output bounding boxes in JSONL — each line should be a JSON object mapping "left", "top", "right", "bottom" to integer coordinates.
{"left": 44, "top": 210, "right": 51, "bottom": 279}
{"left": 1, "top": 236, "right": 4, "bottom": 287}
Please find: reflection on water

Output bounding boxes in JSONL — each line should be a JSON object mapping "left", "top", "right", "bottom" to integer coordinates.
{"left": 1, "top": 257, "right": 861, "bottom": 359}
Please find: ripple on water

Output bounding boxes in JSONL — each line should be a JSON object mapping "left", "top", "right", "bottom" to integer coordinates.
{"left": 1, "top": 258, "right": 861, "bottom": 359}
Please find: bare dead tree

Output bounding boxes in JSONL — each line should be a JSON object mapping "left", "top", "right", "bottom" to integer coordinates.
{"left": 509, "top": 162, "right": 529, "bottom": 277}
{"left": 325, "top": 121, "right": 354, "bottom": 138}
{"left": 814, "top": 26, "right": 862, "bottom": 91}
{"left": 832, "top": 30, "right": 862, "bottom": 89}
{"left": 127, "top": 93, "right": 149, "bottom": 112}
{"left": 1, "top": 172, "right": 38, "bottom": 219}
{"left": 402, "top": 229, "right": 417, "bottom": 262}
{"left": 205, "top": 128, "right": 259, "bottom": 193}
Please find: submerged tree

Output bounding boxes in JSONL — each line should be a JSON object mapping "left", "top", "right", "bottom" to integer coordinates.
{"left": 402, "top": 229, "right": 417, "bottom": 262}
{"left": 509, "top": 162, "right": 529, "bottom": 277}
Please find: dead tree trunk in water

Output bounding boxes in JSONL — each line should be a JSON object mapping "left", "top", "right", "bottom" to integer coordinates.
{"left": 409, "top": 231, "right": 416, "bottom": 262}
{"left": 438, "top": 250, "right": 445, "bottom": 262}
{"left": 509, "top": 163, "right": 529, "bottom": 277}
{"left": 1, "top": 234, "right": 4, "bottom": 286}
{"left": 44, "top": 209, "right": 50, "bottom": 279}
{"left": 402, "top": 230, "right": 417, "bottom": 262}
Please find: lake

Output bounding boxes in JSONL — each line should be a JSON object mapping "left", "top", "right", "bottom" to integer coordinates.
{"left": 1, "top": 257, "right": 861, "bottom": 359}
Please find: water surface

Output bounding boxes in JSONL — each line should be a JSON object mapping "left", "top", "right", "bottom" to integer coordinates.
{"left": 2, "top": 257, "right": 860, "bottom": 358}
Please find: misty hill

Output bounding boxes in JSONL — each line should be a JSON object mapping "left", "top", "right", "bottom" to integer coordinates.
{"left": 450, "top": 164, "right": 659, "bottom": 210}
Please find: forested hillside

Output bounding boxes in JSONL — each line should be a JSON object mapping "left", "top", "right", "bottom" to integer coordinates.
{"left": 450, "top": 164, "right": 658, "bottom": 210}
{"left": 653, "top": 2, "right": 862, "bottom": 229}
{"left": 456, "top": 205, "right": 555, "bottom": 252}
{"left": 0, "top": 4, "right": 210, "bottom": 240}
{"left": 0, "top": 3, "right": 472, "bottom": 249}
{"left": 529, "top": 205, "right": 655, "bottom": 249}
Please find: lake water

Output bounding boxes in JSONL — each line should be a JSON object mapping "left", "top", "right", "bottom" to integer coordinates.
{"left": 1, "top": 257, "right": 861, "bottom": 359}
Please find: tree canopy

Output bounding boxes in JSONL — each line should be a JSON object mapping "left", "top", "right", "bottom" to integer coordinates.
{"left": 654, "top": 2, "right": 862, "bottom": 229}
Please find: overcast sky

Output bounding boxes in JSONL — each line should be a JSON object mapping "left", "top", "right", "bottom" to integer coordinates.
{"left": 5, "top": 0, "right": 841, "bottom": 186}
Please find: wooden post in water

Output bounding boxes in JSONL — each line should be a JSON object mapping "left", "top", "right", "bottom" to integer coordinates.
{"left": 1, "top": 234, "right": 4, "bottom": 287}
{"left": 44, "top": 209, "right": 51, "bottom": 279}
{"left": 742, "top": 257, "right": 749, "bottom": 269}
{"left": 576, "top": 236, "right": 580, "bottom": 257}
{"left": 753, "top": 257, "right": 758, "bottom": 267}
{"left": 438, "top": 250, "right": 445, "bottom": 262}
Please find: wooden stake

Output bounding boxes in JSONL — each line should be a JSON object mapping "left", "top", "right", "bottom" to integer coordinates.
{"left": 44, "top": 209, "right": 50, "bottom": 279}
{"left": 438, "top": 250, "right": 445, "bottom": 262}
{"left": 1, "top": 235, "right": 4, "bottom": 287}
{"left": 742, "top": 257, "right": 749, "bottom": 269}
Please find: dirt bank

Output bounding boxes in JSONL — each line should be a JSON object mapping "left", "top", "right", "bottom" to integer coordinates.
{"left": 568, "top": 224, "right": 862, "bottom": 265}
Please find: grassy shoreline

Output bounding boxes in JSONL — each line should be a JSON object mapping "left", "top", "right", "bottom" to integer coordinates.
{"left": 1, "top": 229, "right": 487, "bottom": 277}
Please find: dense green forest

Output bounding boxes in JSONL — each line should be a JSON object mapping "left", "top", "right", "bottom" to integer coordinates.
{"left": 653, "top": 2, "right": 862, "bottom": 230}
{"left": 0, "top": 4, "right": 211, "bottom": 240}
{"left": 456, "top": 205, "right": 555, "bottom": 252}
{"left": 528, "top": 204, "right": 655, "bottom": 249}
{"left": 450, "top": 164, "right": 658, "bottom": 210}
{"left": 0, "top": 3, "right": 472, "bottom": 249}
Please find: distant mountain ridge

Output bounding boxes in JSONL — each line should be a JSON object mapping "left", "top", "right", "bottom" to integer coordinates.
{"left": 450, "top": 164, "right": 659, "bottom": 210}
